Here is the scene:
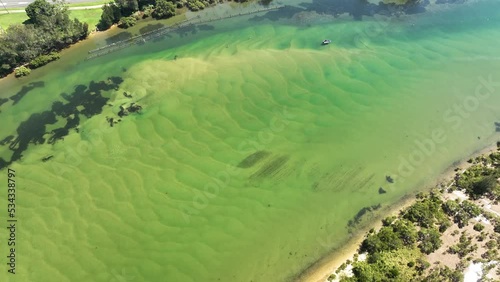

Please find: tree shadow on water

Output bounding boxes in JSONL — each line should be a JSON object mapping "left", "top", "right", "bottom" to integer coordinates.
{"left": 173, "top": 24, "right": 198, "bottom": 37}
{"left": 197, "top": 24, "right": 215, "bottom": 31}
{"left": 250, "top": 5, "right": 305, "bottom": 22}
{"left": 251, "top": 0, "right": 428, "bottom": 22}
{"left": 0, "top": 77, "right": 124, "bottom": 170}
{"left": 139, "top": 23, "right": 165, "bottom": 35}
{"left": 105, "top": 32, "right": 133, "bottom": 45}
{"left": 9, "top": 81, "right": 45, "bottom": 105}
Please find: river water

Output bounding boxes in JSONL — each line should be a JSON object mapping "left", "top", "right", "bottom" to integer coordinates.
{"left": 1, "top": 0, "right": 500, "bottom": 281}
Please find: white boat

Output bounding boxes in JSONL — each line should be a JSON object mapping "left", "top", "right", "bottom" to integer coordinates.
{"left": 322, "top": 39, "right": 331, "bottom": 45}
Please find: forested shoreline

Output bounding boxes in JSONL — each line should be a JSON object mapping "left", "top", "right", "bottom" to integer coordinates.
{"left": 328, "top": 147, "right": 500, "bottom": 281}
{"left": 0, "top": 0, "right": 88, "bottom": 77}
{"left": 0, "top": 0, "right": 253, "bottom": 78}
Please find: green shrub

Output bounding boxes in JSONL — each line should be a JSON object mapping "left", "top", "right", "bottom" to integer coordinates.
{"left": 14, "top": 66, "right": 31, "bottom": 77}
{"left": 29, "top": 52, "right": 60, "bottom": 69}
{"left": 424, "top": 266, "right": 463, "bottom": 282}
{"left": 453, "top": 200, "right": 482, "bottom": 228}
{"left": 186, "top": 0, "right": 205, "bottom": 11}
{"left": 439, "top": 219, "right": 452, "bottom": 233}
{"left": 402, "top": 195, "right": 446, "bottom": 228}
{"left": 473, "top": 223, "right": 485, "bottom": 232}
{"left": 142, "top": 4, "right": 154, "bottom": 18}
{"left": 476, "top": 232, "right": 487, "bottom": 242}
{"left": 382, "top": 216, "right": 397, "bottom": 226}
{"left": 418, "top": 228, "right": 442, "bottom": 255}
{"left": 494, "top": 223, "right": 500, "bottom": 233}
{"left": 469, "top": 176, "right": 497, "bottom": 199}
{"left": 360, "top": 226, "right": 404, "bottom": 254}
{"left": 443, "top": 200, "right": 461, "bottom": 216}
{"left": 448, "top": 233, "right": 477, "bottom": 258}
{"left": 485, "top": 239, "right": 497, "bottom": 249}
{"left": 152, "top": 0, "right": 176, "bottom": 19}
{"left": 118, "top": 16, "right": 137, "bottom": 28}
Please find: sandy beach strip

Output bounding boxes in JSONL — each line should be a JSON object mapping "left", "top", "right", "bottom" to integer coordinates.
{"left": 298, "top": 143, "right": 498, "bottom": 282}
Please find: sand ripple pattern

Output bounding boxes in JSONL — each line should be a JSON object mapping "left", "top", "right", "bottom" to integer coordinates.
{"left": 3, "top": 4, "right": 500, "bottom": 281}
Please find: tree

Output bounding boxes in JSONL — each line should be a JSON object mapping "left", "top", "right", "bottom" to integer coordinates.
{"left": 469, "top": 175, "right": 497, "bottom": 199}
{"left": 118, "top": 16, "right": 137, "bottom": 28}
{"left": 350, "top": 262, "right": 384, "bottom": 281}
{"left": 402, "top": 195, "right": 446, "bottom": 228}
{"left": 98, "top": 4, "right": 122, "bottom": 30}
{"left": 392, "top": 219, "right": 418, "bottom": 245}
{"left": 442, "top": 200, "right": 460, "bottom": 217}
{"left": 360, "top": 226, "right": 404, "bottom": 254}
{"left": 152, "top": 0, "right": 176, "bottom": 19}
{"left": 403, "top": 201, "right": 435, "bottom": 227}
{"left": 418, "top": 228, "right": 442, "bottom": 254}
{"left": 114, "top": 0, "right": 139, "bottom": 16}
{"left": 0, "top": 0, "right": 88, "bottom": 77}
{"left": 424, "top": 266, "right": 463, "bottom": 282}
{"left": 26, "top": 0, "right": 56, "bottom": 26}
{"left": 453, "top": 200, "right": 482, "bottom": 228}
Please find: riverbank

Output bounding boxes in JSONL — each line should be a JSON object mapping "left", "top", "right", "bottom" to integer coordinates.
{"left": 0, "top": 0, "right": 260, "bottom": 80}
{"left": 302, "top": 143, "right": 500, "bottom": 282}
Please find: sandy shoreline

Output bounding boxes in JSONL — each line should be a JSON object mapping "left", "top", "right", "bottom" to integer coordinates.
{"left": 299, "top": 143, "right": 499, "bottom": 282}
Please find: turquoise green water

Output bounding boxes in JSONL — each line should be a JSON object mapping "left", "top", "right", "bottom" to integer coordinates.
{"left": 1, "top": 1, "right": 500, "bottom": 281}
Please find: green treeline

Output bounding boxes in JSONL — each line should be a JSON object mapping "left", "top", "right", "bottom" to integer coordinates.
{"left": 97, "top": 0, "right": 251, "bottom": 30}
{"left": 333, "top": 150, "right": 500, "bottom": 282}
{"left": 0, "top": 0, "right": 88, "bottom": 77}
{"left": 0, "top": 0, "right": 257, "bottom": 78}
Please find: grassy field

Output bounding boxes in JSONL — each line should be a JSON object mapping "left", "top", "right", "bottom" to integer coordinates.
{"left": 0, "top": 8, "right": 102, "bottom": 30}
{"left": 65, "top": 0, "right": 107, "bottom": 7}
{"left": 70, "top": 8, "right": 103, "bottom": 29}
{"left": 0, "top": 12, "right": 28, "bottom": 28}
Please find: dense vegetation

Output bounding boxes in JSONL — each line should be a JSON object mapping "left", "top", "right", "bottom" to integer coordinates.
{"left": 97, "top": 0, "right": 252, "bottom": 30}
{"left": 0, "top": 0, "right": 88, "bottom": 77}
{"left": 0, "top": 0, "right": 255, "bottom": 77}
{"left": 335, "top": 148, "right": 500, "bottom": 281}
{"left": 457, "top": 152, "right": 500, "bottom": 201}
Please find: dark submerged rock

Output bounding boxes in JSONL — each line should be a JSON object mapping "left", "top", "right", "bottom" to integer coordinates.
{"left": 0, "top": 76, "right": 123, "bottom": 170}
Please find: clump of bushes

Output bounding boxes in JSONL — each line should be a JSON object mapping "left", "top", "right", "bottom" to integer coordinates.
{"left": 118, "top": 16, "right": 137, "bottom": 28}
{"left": 1, "top": 0, "right": 88, "bottom": 78}
{"left": 473, "top": 223, "right": 485, "bottom": 232}
{"left": 186, "top": 0, "right": 206, "bottom": 11}
{"left": 14, "top": 66, "right": 31, "bottom": 77}
{"left": 448, "top": 232, "right": 477, "bottom": 258}
{"left": 443, "top": 199, "right": 481, "bottom": 228}
{"left": 29, "top": 52, "right": 60, "bottom": 69}
{"left": 455, "top": 163, "right": 500, "bottom": 201}
{"left": 401, "top": 192, "right": 449, "bottom": 229}
{"left": 418, "top": 227, "right": 442, "bottom": 254}
{"left": 152, "top": 0, "right": 176, "bottom": 19}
